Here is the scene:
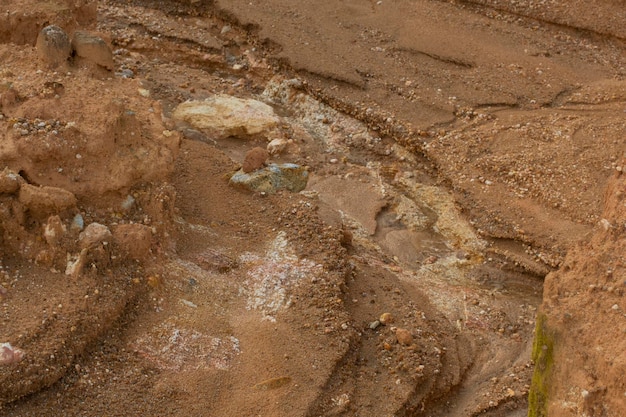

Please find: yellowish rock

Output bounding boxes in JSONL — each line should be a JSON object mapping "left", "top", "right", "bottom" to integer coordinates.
{"left": 172, "top": 94, "right": 280, "bottom": 139}
{"left": 379, "top": 312, "right": 394, "bottom": 325}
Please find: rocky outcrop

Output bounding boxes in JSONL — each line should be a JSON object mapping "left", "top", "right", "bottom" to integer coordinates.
{"left": 0, "top": 0, "right": 96, "bottom": 45}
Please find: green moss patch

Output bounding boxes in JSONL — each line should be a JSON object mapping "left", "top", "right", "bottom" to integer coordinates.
{"left": 528, "top": 312, "right": 555, "bottom": 417}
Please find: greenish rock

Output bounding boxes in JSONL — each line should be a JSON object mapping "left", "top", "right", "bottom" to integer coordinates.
{"left": 229, "top": 163, "right": 308, "bottom": 194}
{"left": 528, "top": 312, "right": 554, "bottom": 417}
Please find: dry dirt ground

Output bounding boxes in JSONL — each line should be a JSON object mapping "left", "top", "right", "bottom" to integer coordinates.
{"left": 0, "top": 0, "right": 625, "bottom": 416}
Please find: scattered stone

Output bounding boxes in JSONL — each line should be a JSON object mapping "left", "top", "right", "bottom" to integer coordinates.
{"left": 340, "top": 225, "right": 353, "bottom": 248}
{"left": 18, "top": 184, "right": 77, "bottom": 217}
{"left": 0, "top": 284, "right": 7, "bottom": 299}
{"left": 194, "top": 248, "right": 238, "bottom": 273}
{"left": 267, "top": 138, "right": 288, "bottom": 155}
{"left": 65, "top": 248, "right": 88, "bottom": 278}
{"left": 181, "top": 128, "right": 214, "bottom": 144}
{"left": 36, "top": 25, "right": 71, "bottom": 68}
{"left": 112, "top": 223, "right": 152, "bottom": 261}
{"left": 71, "top": 213, "right": 84, "bottom": 231}
{"left": 120, "top": 195, "right": 136, "bottom": 211}
{"left": 116, "top": 68, "right": 135, "bottom": 78}
{"left": 369, "top": 320, "right": 381, "bottom": 330}
{"left": 172, "top": 95, "right": 280, "bottom": 139}
{"left": 253, "top": 376, "right": 292, "bottom": 390}
{"left": 243, "top": 147, "right": 269, "bottom": 173}
{"left": 423, "top": 255, "right": 438, "bottom": 264}
{"left": 0, "top": 343, "right": 25, "bottom": 365}
{"left": 229, "top": 163, "right": 309, "bottom": 194}
{"left": 0, "top": 168, "right": 21, "bottom": 194}
{"left": 35, "top": 248, "right": 54, "bottom": 266}
{"left": 179, "top": 299, "right": 198, "bottom": 308}
{"left": 379, "top": 312, "right": 394, "bottom": 325}
{"left": 79, "top": 223, "right": 112, "bottom": 250}
{"left": 395, "top": 328, "right": 413, "bottom": 346}
{"left": 44, "top": 215, "right": 67, "bottom": 247}
{"left": 600, "top": 218, "right": 611, "bottom": 231}
{"left": 71, "top": 31, "right": 114, "bottom": 70}
{"left": 0, "top": 85, "right": 19, "bottom": 109}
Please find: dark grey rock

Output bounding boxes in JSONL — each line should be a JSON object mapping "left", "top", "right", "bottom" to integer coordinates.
{"left": 36, "top": 25, "right": 71, "bottom": 68}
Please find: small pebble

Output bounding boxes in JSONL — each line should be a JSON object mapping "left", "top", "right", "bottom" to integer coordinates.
{"left": 369, "top": 320, "right": 381, "bottom": 330}
{"left": 395, "top": 328, "right": 413, "bottom": 346}
{"left": 71, "top": 213, "right": 84, "bottom": 231}
{"left": 121, "top": 195, "right": 135, "bottom": 211}
{"left": 379, "top": 312, "right": 394, "bottom": 325}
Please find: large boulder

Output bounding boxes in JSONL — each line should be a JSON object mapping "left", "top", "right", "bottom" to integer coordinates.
{"left": 172, "top": 95, "right": 280, "bottom": 139}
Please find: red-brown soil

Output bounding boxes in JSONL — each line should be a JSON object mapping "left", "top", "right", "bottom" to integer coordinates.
{"left": 1, "top": 1, "right": 624, "bottom": 416}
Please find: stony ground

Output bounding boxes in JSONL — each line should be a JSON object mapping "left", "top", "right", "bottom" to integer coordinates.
{"left": 0, "top": 0, "right": 624, "bottom": 416}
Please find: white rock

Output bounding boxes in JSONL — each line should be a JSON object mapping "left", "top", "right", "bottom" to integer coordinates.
{"left": 65, "top": 249, "right": 88, "bottom": 278}
{"left": 267, "top": 138, "right": 287, "bottom": 155}
{"left": 44, "top": 215, "right": 67, "bottom": 247}
{"left": 0, "top": 342, "right": 25, "bottom": 365}
{"left": 172, "top": 95, "right": 280, "bottom": 139}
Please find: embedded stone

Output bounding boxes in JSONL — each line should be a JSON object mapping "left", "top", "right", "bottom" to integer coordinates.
{"left": 112, "top": 223, "right": 153, "bottom": 261}
{"left": 71, "top": 31, "right": 114, "bottom": 70}
{"left": 0, "top": 169, "right": 20, "bottom": 194}
{"left": 44, "top": 215, "right": 67, "bottom": 247}
{"left": 36, "top": 25, "right": 71, "bottom": 68}
{"left": 229, "top": 163, "right": 308, "bottom": 194}
{"left": 18, "top": 184, "right": 77, "bottom": 217}
{"left": 79, "top": 223, "right": 112, "bottom": 250}
{"left": 396, "top": 328, "right": 413, "bottom": 346}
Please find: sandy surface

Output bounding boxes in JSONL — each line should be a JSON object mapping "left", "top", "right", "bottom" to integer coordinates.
{"left": 0, "top": 0, "right": 624, "bottom": 416}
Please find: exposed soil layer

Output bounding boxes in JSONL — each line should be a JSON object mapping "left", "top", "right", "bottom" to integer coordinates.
{"left": 0, "top": 0, "right": 624, "bottom": 416}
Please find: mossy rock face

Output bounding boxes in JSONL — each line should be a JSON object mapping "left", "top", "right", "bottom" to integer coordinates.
{"left": 528, "top": 312, "right": 554, "bottom": 417}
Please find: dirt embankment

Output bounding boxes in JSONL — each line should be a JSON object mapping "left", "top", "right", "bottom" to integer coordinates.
{"left": 530, "top": 165, "right": 626, "bottom": 417}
